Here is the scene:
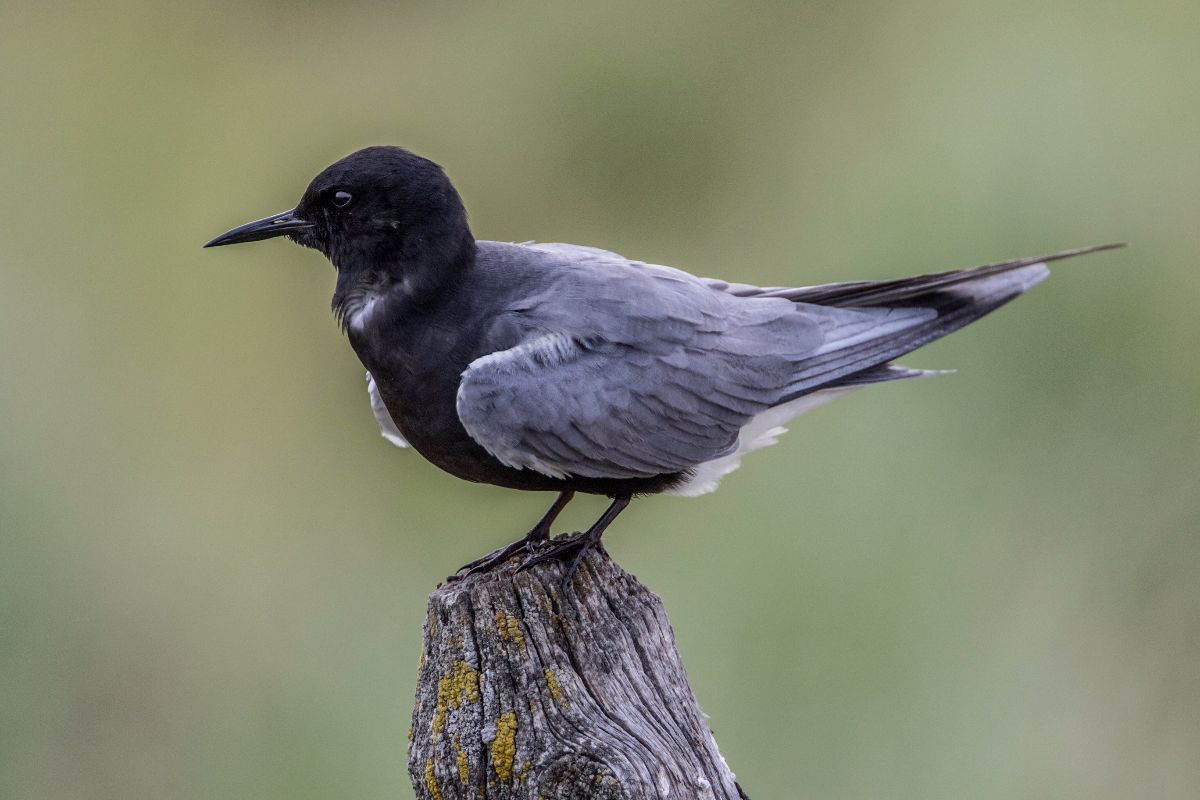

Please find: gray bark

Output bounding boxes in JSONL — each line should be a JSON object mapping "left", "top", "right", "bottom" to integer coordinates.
{"left": 407, "top": 547, "right": 747, "bottom": 800}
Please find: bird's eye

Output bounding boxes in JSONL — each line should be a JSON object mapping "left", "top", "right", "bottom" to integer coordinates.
{"left": 330, "top": 190, "right": 353, "bottom": 208}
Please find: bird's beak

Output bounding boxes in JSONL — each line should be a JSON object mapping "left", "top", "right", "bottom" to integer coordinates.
{"left": 203, "top": 208, "right": 314, "bottom": 248}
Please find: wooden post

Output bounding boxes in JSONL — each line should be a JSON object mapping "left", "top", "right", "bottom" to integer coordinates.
{"left": 408, "top": 547, "right": 748, "bottom": 800}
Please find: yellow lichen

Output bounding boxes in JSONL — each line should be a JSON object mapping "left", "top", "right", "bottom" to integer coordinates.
{"left": 407, "top": 726, "right": 413, "bottom": 743}
{"left": 424, "top": 758, "right": 444, "bottom": 800}
{"left": 544, "top": 668, "right": 568, "bottom": 708}
{"left": 494, "top": 611, "right": 526, "bottom": 650}
{"left": 454, "top": 737, "right": 469, "bottom": 784}
{"left": 492, "top": 711, "right": 518, "bottom": 781}
{"left": 520, "top": 760, "right": 532, "bottom": 781}
{"left": 432, "top": 660, "right": 480, "bottom": 737}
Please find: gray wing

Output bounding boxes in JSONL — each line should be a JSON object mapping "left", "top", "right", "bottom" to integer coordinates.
{"left": 457, "top": 244, "right": 937, "bottom": 480}
{"left": 459, "top": 332, "right": 781, "bottom": 479}
{"left": 456, "top": 242, "right": 1107, "bottom": 481}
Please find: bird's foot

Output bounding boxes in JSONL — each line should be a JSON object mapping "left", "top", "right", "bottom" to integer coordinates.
{"left": 446, "top": 529, "right": 547, "bottom": 583}
{"left": 446, "top": 490, "right": 576, "bottom": 584}
{"left": 518, "top": 529, "right": 602, "bottom": 593}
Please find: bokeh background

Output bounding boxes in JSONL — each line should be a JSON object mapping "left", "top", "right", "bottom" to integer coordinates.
{"left": 2, "top": 1, "right": 1198, "bottom": 798}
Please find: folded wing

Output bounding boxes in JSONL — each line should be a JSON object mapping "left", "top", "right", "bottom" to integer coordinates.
{"left": 457, "top": 245, "right": 940, "bottom": 481}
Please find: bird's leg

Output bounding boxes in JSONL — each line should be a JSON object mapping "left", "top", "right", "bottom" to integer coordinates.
{"left": 447, "top": 491, "right": 575, "bottom": 581}
{"left": 518, "top": 494, "right": 631, "bottom": 592}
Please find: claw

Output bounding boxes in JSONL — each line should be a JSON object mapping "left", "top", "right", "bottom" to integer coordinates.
{"left": 517, "top": 530, "right": 589, "bottom": 573}
{"left": 516, "top": 495, "right": 631, "bottom": 593}
{"left": 518, "top": 531, "right": 599, "bottom": 594}
{"left": 447, "top": 536, "right": 533, "bottom": 582}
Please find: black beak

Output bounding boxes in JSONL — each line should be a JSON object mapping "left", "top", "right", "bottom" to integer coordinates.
{"left": 203, "top": 208, "right": 314, "bottom": 248}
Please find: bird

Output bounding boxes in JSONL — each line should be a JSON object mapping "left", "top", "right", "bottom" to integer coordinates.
{"left": 205, "top": 145, "right": 1121, "bottom": 588}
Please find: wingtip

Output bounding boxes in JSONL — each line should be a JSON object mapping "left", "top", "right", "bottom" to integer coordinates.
{"left": 1037, "top": 242, "right": 1127, "bottom": 265}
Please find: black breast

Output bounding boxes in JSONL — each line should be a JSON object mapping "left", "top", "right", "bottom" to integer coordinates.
{"left": 346, "top": 275, "right": 686, "bottom": 497}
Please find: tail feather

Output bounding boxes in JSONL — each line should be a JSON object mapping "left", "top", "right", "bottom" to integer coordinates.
{"left": 833, "top": 363, "right": 952, "bottom": 387}
{"left": 778, "top": 263, "right": 1050, "bottom": 401}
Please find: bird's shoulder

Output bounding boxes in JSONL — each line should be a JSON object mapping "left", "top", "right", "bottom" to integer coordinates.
{"left": 476, "top": 240, "right": 721, "bottom": 293}
{"left": 472, "top": 240, "right": 766, "bottom": 333}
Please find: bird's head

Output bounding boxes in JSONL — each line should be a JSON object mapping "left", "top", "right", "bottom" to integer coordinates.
{"left": 205, "top": 146, "right": 474, "bottom": 278}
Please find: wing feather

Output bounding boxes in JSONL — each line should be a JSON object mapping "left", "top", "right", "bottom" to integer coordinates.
{"left": 453, "top": 241, "right": 1088, "bottom": 482}
{"left": 457, "top": 332, "right": 767, "bottom": 480}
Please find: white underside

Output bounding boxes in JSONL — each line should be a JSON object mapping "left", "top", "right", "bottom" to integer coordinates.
{"left": 366, "top": 372, "right": 409, "bottom": 447}
{"left": 664, "top": 387, "right": 859, "bottom": 496}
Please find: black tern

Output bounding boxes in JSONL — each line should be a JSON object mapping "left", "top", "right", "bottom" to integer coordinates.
{"left": 205, "top": 146, "right": 1121, "bottom": 586}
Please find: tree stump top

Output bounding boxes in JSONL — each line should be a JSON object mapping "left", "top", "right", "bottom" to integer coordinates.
{"left": 408, "top": 547, "right": 745, "bottom": 800}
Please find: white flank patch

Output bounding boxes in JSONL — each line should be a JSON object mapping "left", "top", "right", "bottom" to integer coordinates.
{"left": 666, "top": 387, "right": 859, "bottom": 496}
{"left": 366, "top": 372, "right": 409, "bottom": 448}
{"left": 349, "top": 292, "right": 383, "bottom": 332}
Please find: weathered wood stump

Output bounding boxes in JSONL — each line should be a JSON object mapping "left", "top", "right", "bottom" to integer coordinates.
{"left": 408, "top": 546, "right": 747, "bottom": 800}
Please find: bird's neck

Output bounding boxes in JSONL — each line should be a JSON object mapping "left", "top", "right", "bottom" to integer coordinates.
{"left": 333, "top": 227, "right": 475, "bottom": 332}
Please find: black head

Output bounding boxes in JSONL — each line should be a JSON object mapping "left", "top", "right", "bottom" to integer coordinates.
{"left": 205, "top": 146, "right": 475, "bottom": 280}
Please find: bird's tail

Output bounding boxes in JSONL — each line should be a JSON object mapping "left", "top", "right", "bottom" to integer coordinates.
{"left": 780, "top": 243, "right": 1124, "bottom": 308}
{"left": 773, "top": 243, "right": 1125, "bottom": 400}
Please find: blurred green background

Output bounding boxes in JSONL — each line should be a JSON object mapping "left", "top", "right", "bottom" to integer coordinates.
{"left": 2, "top": 1, "right": 1197, "bottom": 798}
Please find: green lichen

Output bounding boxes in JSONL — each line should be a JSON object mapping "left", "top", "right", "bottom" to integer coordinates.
{"left": 492, "top": 711, "right": 518, "bottom": 781}
{"left": 454, "top": 737, "right": 469, "bottom": 784}
{"left": 544, "top": 668, "right": 568, "bottom": 708}
{"left": 494, "top": 610, "right": 526, "bottom": 650}
{"left": 424, "top": 758, "right": 444, "bottom": 800}
{"left": 432, "top": 660, "right": 480, "bottom": 738}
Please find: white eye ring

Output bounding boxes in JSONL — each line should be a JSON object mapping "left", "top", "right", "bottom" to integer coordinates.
{"left": 331, "top": 190, "right": 353, "bottom": 208}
